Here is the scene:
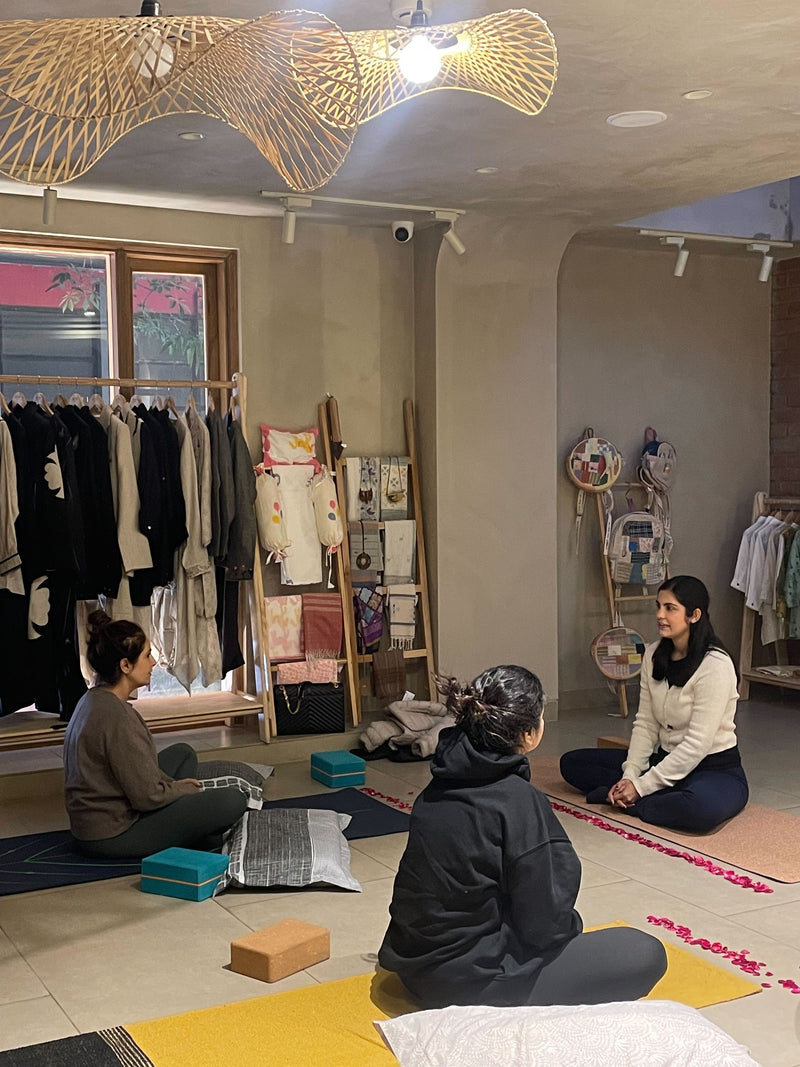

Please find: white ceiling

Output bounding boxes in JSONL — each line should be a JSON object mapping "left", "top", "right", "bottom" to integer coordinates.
{"left": 5, "top": 1, "right": 800, "bottom": 227}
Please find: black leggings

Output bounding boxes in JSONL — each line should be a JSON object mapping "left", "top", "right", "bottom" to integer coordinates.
{"left": 74, "top": 743, "right": 248, "bottom": 860}
{"left": 559, "top": 748, "right": 749, "bottom": 833}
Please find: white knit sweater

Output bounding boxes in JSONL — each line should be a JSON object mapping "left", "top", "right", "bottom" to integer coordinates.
{"left": 622, "top": 643, "right": 739, "bottom": 797}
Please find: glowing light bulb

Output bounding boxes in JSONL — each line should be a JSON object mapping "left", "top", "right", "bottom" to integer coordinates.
{"left": 128, "top": 30, "right": 175, "bottom": 83}
{"left": 397, "top": 34, "right": 442, "bottom": 84}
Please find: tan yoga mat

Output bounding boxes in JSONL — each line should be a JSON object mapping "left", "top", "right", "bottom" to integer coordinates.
{"left": 533, "top": 757, "right": 800, "bottom": 884}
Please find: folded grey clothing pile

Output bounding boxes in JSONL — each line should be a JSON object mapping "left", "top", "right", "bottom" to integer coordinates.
{"left": 360, "top": 700, "right": 455, "bottom": 759}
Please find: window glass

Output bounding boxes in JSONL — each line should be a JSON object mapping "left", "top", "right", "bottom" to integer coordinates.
{"left": 132, "top": 271, "right": 206, "bottom": 408}
{"left": 0, "top": 247, "right": 112, "bottom": 386}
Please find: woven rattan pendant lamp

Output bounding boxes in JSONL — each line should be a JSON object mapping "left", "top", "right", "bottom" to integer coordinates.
{"left": 0, "top": 3, "right": 557, "bottom": 193}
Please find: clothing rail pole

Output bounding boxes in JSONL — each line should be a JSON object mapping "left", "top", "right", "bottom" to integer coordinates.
{"left": 0, "top": 374, "right": 236, "bottom": 390}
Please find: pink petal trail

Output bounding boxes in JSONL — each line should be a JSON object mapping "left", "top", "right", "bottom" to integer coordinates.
{"left": 549, "top": 801, "right": 773, "bottom": 894}
{"left": 360, "top": 786, "right": 413, "bottom": 812}
{"left": 647, "top": 916, "right": 800, "bottom": 993}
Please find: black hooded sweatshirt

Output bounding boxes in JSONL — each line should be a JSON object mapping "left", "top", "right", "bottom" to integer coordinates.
{"left": 378, "top": 725, "right": 582, "bottom": 1007}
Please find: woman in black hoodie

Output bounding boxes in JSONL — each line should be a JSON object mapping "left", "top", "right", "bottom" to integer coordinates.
{"left": 378, "top": 665, "right": 666, "bottom": 1008}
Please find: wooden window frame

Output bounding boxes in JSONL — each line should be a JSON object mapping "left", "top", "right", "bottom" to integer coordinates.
{"left": 0, "top": 232, "right": 239, "bottom": 390}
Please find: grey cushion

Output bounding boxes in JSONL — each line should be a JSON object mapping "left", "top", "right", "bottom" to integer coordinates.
{"left": 218, "top": 808, "right": 361, "bottom": 892}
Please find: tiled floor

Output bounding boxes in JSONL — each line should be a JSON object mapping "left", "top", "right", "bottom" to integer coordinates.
{"left": 1, "top": 693, "right": 800, "bottom": 1065}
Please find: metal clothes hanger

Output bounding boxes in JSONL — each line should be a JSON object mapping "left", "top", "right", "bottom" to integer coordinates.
{"left": 33, "top": 391, "right": 54, "bottom": 415}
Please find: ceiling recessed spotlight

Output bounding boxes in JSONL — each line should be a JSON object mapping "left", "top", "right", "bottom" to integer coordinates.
{"left": 178, "top": 131, "right": 205, "bottom": 141}
{"left": 682, "top": 89, "right": 712, "bottom": 100}
{"left": 606, "top": 110, "right": 668, "bottom": 128}
{"left": 476, "top": 166, "right": 499, "bottom": 174}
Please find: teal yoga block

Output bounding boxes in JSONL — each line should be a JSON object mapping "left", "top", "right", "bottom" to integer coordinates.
{"left": 141, "top": 847, "right": 229, "bottom": 901}
{"left": 310, "top": 749, "right": 366, "bottom": 788}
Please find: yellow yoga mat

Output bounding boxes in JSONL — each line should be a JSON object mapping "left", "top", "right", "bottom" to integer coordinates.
{"left": 126, "top": 927, "right": 760, "bottom": 1067}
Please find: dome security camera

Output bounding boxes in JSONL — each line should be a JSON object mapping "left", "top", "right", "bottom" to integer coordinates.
{"left": 392, "top": 221, "right": 414, "bottom": 243}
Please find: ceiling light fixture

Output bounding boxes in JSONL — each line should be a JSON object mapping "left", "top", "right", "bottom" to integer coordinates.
{"left": 397, "top": 2, "right": 442, "bottom": 84}
{"left": 0, "top": 5, "right": 556, "bottom": 193}
{"left": 661, "top": 235, "right": 688, "bottom": 277}
{"left": 178, "top": 131, "right": 205, "bottom": 142}
{"left": 682, "top": 89, "right": 712, "bottom": 100}
{"left": 128, "top": 1, "right": 175, "bottom": 87}
{"left": 640, "top": 230, "right": 793, "bottom": 281}
{"left": 476, "top": 166, "right": 499, "bottom": 174}
{"left": 349, "top": 7, "right": 557, "bottom": 124}
{"left": 42, "top": 186, "right": 57, "bottom": 227}
{"left": 280, "top": 195, "right": 311, "bottom": 244}
{"left": 748, "top": 242, "right": 774, "bottom": 282}
{"left": 606, "top": 110, "right": 668, "bottom": 128}
{"left": 435, "top": 210, "right": 467, "bottom": 254}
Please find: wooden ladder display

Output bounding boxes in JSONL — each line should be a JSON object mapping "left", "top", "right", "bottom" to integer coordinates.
{"left": 321, "top": 396, "right": 437, "bottom": 723}
{"left": 0, "top": 371, "right": 271, "bottom": 751}
{"left": 595, "top": 483, "right": 662, "bottom": 719}
{"left": 738, "top": 491, "right": 800, "bottom": 700}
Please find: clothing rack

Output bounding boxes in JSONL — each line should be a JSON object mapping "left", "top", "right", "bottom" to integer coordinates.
{"left": 738, "top": 490, "right": 800, "bottom": 700}
{"left": 0, "top": 370, "right": 270, "bottom": 752}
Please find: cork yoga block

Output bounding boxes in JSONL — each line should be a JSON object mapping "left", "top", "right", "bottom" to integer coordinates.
{"left": 230, "top": 919, "right": 331, "bottom": 983}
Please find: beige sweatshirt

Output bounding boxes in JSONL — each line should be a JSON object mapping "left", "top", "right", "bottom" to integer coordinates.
{"left": 63, "top": 687, "right": 197, "bottom": 841}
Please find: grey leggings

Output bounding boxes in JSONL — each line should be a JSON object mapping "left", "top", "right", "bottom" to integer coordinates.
{"left": 524, "top": 926, "right": 667, "bottom": 1005}
{"left": 404, "top": 926, "right": 667, "bottom": 1008}
{"left": 74, "top": 743, "right": 248, "bottom": 860}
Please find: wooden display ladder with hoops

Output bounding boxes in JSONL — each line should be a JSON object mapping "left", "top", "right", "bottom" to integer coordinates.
{"left": 594, "top": 483, "right": 666, "bottom": 718}
{"left": 318, "top": 396, "right": 437, "bottom": 724}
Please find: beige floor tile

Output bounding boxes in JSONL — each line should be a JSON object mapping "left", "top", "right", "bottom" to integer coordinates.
{"left": 578, "top": 858, "right": 629, "bottom": 890}
{"left": 0, "top": 878, "right": 313, "bottom": 1032}
{"left": 0, "top": 996, "right": 77, "bottom": 1052}
{"left": 727, "top": 899, "right": 800, "bottom": 951}
{"left": 555, "top": 807, "right": 800, "bottom": 916}
{"left": 305, "top": 953, "right": 378, "bottom": 983}
{"left": 702, "top": 991, "right": 800, "bottom": 1067}
{"left": 1, "top": 795, "right": 69, "bottom": 836}
{"left": 222, "top": 877, "right": 395, "bottom": 960}
{"left": 0, "top": 928, "right": 49, "bottom": 1005}
{"left": 576, "top": 878, "right": 800, "bottom": 984}
{"left": 746, "top": 784, "right": 800, "bottom": 809}
{"left": 349, "top": 833, "right": 409, "bottom": 874}
{"left": 0, "top": 748, "right": 64, "bottom": 776}
{"left": 364, "top": 759, "right": 433, "bottom": 789}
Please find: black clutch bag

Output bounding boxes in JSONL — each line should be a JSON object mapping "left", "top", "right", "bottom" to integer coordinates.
{"left": 272, "top": 682, "right": 345, "bottom": 735}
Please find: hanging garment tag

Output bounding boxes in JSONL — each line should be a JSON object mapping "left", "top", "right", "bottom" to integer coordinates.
{"left": 402, "top": 690, "right": 415, "bottom": 701}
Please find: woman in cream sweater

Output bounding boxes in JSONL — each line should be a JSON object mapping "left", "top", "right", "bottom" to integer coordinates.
{"left": 560, "top": 576, "right": 748, "bottom": 833}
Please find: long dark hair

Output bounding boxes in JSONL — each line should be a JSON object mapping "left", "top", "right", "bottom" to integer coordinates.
{"left": 86, "top": 610, "right": 147, "bottom": 686}
{"left": 651, "top": 575, "right": 730, "bottom": 681}
{"left": 437, "top": 664, "right": 544, "bottom": 755}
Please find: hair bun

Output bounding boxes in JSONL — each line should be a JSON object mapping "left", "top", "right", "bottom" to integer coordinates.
{"left": 86, "top": 609, "right": 112, "bottom": 637}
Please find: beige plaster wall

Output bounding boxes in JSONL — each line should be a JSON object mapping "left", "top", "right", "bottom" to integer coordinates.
{"left": 557, "top": 241, "right": 770, "bottom": 705}
{"left": 429, "top": 213, "right": 573, "bottom": 702}
{"left": 0, "top": 193, "right": 414, "bottom": 459}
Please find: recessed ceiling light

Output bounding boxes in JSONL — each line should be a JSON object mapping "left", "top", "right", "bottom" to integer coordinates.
{"left": 682, "top": 89, "right": 712, "bottom": 100}
{"left": 178, "top": 131, "right": 205, "bottom": 141}
{"left": 606, "top": 110, "right": 668, "bottom": 128}
{"left": 476, "top": 166, "right": 499, "bottom": 174}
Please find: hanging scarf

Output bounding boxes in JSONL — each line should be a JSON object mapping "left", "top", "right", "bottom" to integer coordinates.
{"left": 353, "top": 584, "right": 384, "bottom": 652}
{"left": 387, "top": 583, "right": 417, "bottom": 650}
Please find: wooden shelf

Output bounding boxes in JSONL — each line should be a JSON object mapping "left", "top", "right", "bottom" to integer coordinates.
{"left": 741, "top": 669, "right": 800, "bottom": 692}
